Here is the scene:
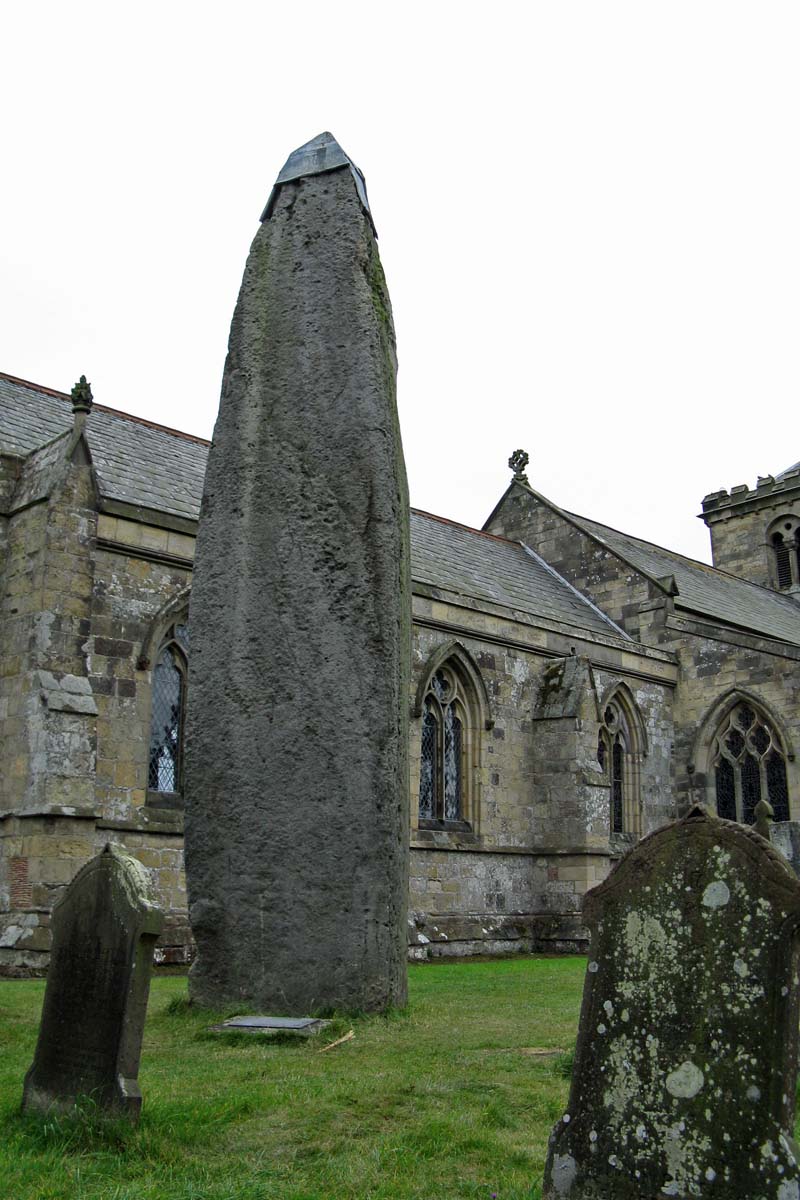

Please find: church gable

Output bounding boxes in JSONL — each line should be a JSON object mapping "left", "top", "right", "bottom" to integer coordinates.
{"left": 484, "top": 478, "right": 669, "bottom": 641}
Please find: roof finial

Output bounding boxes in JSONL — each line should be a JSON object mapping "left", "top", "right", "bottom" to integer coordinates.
{"left": 71, "top": 375, "right": 93, "bottom": 415}
{"left": 70, "top": 376, "right": 93, "bottom": 436}
{"left": 508, "top": 448, "right": 529, "bottom": 484}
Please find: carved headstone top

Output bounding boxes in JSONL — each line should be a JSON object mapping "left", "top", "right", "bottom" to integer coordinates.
{"left": 543, "top": 805, "right": 800, "bottom": 1199}
{"left": 22, "top": 844, "right": 163, "bottom": 1121}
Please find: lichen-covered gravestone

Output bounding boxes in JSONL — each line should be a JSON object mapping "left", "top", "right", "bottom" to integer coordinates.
{"left": 184, "top": 132, "right": 410, "bottom": 1015}
{"left": 543, "top": 805, "right": 800, "bottom": 1199}
{"left": 22, "top": 844, "right": 163, "bottom": 1121}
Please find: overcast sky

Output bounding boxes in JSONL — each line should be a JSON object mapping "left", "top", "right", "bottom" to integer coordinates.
{"left": 3, "top": 3, "right": 799, "bottom": 562}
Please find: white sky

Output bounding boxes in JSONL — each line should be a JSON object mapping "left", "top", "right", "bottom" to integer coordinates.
{"left": 3, "top": 3, "right": 799, "bottom": 562}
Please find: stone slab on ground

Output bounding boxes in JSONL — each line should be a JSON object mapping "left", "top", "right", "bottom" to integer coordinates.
{"left": 22, "top": 844, "right": 163, "bottom": 1121}
{"left": 208, "top": 1015, "right": 331, "bottom": 1037}
{"left": 543, "top": 805, "right": 800, "bottom": 1199}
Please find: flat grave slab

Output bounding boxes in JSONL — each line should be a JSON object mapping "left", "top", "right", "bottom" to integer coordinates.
{"left": 209, "top": 1015, "right": 331, "bottom": 1038}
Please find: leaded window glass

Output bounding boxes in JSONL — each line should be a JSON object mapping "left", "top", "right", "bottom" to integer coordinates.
{"left": 712, "top": 702, "right": 790, "bottom": 824}
{"left": 598, "top": 696, "right": 640, "bottom": 836}
{"left": 611, "top": 739, "right": 624, "bottom": 834}
{"left": 444, "top": 705, "right": 463, "bottom": 820}
{"left": 418, "top": 665, "right": 470, "bottom": 826}
{"left": 419, "top": 707, "right": 438, "bottom": 820}
{"left": 767, "top": 752, "right": 790, "bottom": 822}
{"left": 715, "top": 758, "right": 736, "bottom": 821}
{"left": 147, "top": 623, "right": 188, "bottom": 795}
{"left": 741, "top": 754, "right": 760, "bottom": 826}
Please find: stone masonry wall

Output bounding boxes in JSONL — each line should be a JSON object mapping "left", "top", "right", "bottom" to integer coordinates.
{"left": 2, "top": 486, "right": 678, "bottom": 972}
{"left": 90, "top": 518, "right": 193, "bottom": 825}
{"left": 701, "top": 472, "right": 800, "bottom": 588}
{"left": 408, "top": 597, "right": 675, "bottom": 956}
{"left": 0, "top": 493, "right": 194, "bottom": 973}
{"left": 488, "top": 484, "right": 800, "bottom": 819}
{"left": 665, "top": 615, "right": 800, "bottom": 813}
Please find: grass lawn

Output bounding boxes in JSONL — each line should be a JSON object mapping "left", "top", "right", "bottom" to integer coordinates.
{"left": 0, "top": 956, "right": 585, "bottom": 1200}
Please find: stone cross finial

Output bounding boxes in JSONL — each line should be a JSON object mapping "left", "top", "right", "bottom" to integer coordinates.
{"left": 508, "top": 448, "right": 529, "bottom": 483}
{"left": 70, "top": 375, "right": 94, "bottom": 415}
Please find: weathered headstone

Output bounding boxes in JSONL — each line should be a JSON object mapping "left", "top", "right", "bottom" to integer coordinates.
{"left": 184, "top": 133, "right": 410, "bottom": 1015}
{"left": 543, "top": 805, "right": 800, "bottom": 1199}
{"left": 22, "top": 844, "right": 163, "bottom": 1120}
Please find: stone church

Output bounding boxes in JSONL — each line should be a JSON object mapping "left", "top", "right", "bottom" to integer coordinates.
{"left": 1, "top": 369, "right": 798, "bottom": 974}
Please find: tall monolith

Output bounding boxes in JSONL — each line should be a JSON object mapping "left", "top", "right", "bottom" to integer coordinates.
{"left": 184, "top": 133, "right": 410, "bottom": 1014}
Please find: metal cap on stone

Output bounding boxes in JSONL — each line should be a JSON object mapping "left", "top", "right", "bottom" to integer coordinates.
{"left": 260, "top": 131, "right": 375, "bottom": 234}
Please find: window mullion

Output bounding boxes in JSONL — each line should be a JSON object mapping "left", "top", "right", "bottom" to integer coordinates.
{"left": 733, "top": 768, "right": 743, "bottom": 824}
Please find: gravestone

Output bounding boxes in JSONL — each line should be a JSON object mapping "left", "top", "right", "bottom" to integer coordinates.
{"left": 543, "top": 805, "right": 800, "bottom": 1199}
{"left": 185, "top": 132, "right": 410, "bottom": 1014}
{"left": 22, "top": 844, "right": 163, "bottom": 1120}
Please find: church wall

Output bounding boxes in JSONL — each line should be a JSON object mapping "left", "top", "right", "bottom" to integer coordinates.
{"left": 90, "top": 526, "right": 192, "bottom": 824}
{"left": 591, "top": 668, "right": 674, "bottom": 836}
{"left": 407, "top": 596, "right": 675, "bottom": 957}
{"left": 0, "top": 451, "right": 101, "bottom": 971}
{"left": 1, "top": 494, "right": 678, "bottom": 973}
{"left": 657, "top": 616, "right": 800, "bottom": 816}
{"left": 88, "top": 517, "right": 194, "bottom": 959}
{"left": 0, "top": 505, "right": 194, "bottom": 974}
{"left": 487, "top": 484, "right": 800, "bottom": 822}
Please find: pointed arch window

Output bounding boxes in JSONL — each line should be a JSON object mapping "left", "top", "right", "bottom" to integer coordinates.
{"left": 597, "top": 696, "right": 642, "bottom": 836}
{"left": 147, "top": 621, "right": 189, "bottom": 797}
{"left": 712, "top": 702, "right": 789, "bottom": 823}
{"left": 418, "top": 666, "right": 474, "bottom": 829}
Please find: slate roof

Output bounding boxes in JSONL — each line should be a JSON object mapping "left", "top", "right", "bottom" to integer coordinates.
{"left": 573, "top": 513, "right": 800, "bottom": 647}
{"left": 410, "top": 511, "right": 624, "bottom": 636}
{"left": 0, "top": 374, "right": 623, "bottom": 637}
{"left": 0, "top": 374, "right": 207, "bottom": 522}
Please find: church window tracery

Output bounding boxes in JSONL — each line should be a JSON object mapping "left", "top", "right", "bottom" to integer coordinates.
{"left": 597, "top": 694, "right": 643, "bottom": 836}
{"left": 712, "top": 702, "right": 789, "bottom": 823}
{"left": 147, "top": 622, "right": 188, "bottom": 795}
{"left": 418, "top": 661, "right": 480, "bottom": 829}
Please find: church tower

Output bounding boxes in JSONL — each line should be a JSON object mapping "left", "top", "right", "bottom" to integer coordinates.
{"left": 701, "top": 462, "right": 800, "bottom": 593}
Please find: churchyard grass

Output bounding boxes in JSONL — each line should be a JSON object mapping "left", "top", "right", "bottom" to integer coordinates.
{"left": 2, "top": 956, "right": 583, "bottom": 1200}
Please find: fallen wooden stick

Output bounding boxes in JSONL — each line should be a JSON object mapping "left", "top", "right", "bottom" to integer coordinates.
{"left": 318, "top": 1029, "right": 355, "bottom": 1053}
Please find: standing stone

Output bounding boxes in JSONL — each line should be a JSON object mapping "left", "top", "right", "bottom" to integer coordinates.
{"left": 184, "top": 133, "right": 410, "bottom": 1015}
{"left": 22, "top": 844, "right": 163, "bottom": 1120}
{"left": 543, "top": 805, "right": 800, "bottom": 1199}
